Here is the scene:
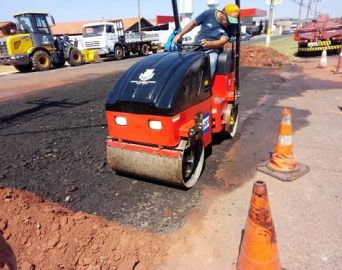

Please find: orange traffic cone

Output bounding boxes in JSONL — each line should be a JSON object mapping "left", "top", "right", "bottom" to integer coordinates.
{"left": 236, "top": 180, "right": 281, "bottom": 270}
{"left": 256, "top": 108, "right": 310, "bottom": 181}
{"left": 318, "top": 48, "right": 327, "bottom": 68}
{"left": 335, "top": 49, "right": 342, "bottom": 74}
{"left": 267, "top": 108, "right": 298, "bottom": 172}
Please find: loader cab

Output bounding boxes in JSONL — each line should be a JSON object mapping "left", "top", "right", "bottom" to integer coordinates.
{"left": 14, "top": 12, "right": 55, "bottom": 47}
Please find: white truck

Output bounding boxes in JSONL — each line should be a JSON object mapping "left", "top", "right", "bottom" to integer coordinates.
{"left": 81, "top": 20, "right": 160, "bottom": 60}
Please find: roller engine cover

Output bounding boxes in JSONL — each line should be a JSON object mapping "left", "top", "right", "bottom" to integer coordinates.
{"left": 105, "top": 51, "right": 211, "bottom": 116}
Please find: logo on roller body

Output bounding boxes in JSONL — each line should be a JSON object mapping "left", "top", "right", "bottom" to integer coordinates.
{"left": 131, "top": 69, "right": 156, "bottom": 85}
{"left": 139, "top": 69, "right": 155, "bottom": 81}
{"left": 203, "top": 113, "right": 210, "bottom": 134}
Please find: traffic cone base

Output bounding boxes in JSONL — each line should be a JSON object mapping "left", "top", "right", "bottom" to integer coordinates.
{"left": 236, "top": 181, "right": 281, "bottom": 270}
{"left": 266, "top": 156, "right": 299, "bottom": 173}
{"left": 257, "top": 161, "right": 310, "bottom": 182}
{"left": 256, "top": 108, "right": 310, "bottom": 181}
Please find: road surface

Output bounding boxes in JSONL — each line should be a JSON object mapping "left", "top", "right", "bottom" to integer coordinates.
{"left": 0, "top": 56, "right": 278, "bottom": 233}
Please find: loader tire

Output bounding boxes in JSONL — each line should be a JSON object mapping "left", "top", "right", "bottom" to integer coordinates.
{"left": 114, "top": 46, "right": 124, "bottom": 60}
{"left": 68, "top": 49, "right": 83, "bottom": 66}
{"left": 32, "top": 50, "right": 51, "bottom": 71}
{"left": 138, "top": 44, "right": 149, "bottom": 56}
{"left": 14, "top": 64, "right": 32, "bottom": 73}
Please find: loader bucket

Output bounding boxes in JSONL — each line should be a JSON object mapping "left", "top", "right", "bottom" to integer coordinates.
{"left": 81, "top": 49, "right": 102, "bottom": 63}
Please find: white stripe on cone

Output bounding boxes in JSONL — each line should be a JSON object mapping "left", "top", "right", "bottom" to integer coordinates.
{"left": 319, "top": 49, "right": 328, "bottom": 68}
{"left": 278, "top": 135, "right": 292, "bottom": 145}
{"left": 281, "top": 116, "right": 291, "bottom": 125}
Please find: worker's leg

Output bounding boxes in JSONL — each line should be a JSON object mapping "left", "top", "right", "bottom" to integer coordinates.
{"left": 207, "top": 51, "right": 219, "bottom": 78}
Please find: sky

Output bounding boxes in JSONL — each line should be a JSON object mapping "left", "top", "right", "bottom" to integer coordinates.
{"left": 1, "top": 0, "right": 341, "bottom": 23}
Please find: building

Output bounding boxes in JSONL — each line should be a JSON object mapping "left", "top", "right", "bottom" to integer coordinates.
{"left": 240, "top": 8, "right": 267, "bottom": 35}
{"left": 50, "top": 17, "right": 154, "bottom": 48}
{"left": 51, "top": 17, "right": 154, "bottom": 38}
{"left": 0, "top": 22, "right": 16, "bottom": 37}
{"left": 153, "top": 8, "right": 267, "bottom": 37}
{"left": 274, "top": 18, "right": 298, "bottom": 35}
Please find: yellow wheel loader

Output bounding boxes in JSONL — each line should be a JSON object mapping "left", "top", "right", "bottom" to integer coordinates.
{"left": 0, "top": 12, "right": 83, "bottom": 72}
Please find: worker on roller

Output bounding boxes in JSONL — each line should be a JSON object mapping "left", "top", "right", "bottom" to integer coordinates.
{"left": 174, "top": 3, "right": 240, "bottom": 78}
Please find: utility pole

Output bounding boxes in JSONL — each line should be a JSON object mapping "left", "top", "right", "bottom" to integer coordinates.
{"left": 305, "top": 0, "right": 312, "bottom": 23}
{"left": 314, "top": 0, "right": 321, "bottom": 19}
{"left": 297, "top": 0, "right": 304, "bottom": 27}
{"left": 137, "top": 0, "right": 141, "bottom": 33}
{"left": 266, "top": 0, "right": 275, "bottom": 48}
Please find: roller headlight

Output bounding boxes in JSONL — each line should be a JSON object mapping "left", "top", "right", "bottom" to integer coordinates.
{"left": 115, "top": 116, "right": 127, "bottom": 126}
{"left": 148, "top": 120, "right": 162, "bottom": 130}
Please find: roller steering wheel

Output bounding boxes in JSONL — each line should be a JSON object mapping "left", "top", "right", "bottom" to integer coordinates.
{"left": 175, "top": 43, "right": 203, "bottom": 52}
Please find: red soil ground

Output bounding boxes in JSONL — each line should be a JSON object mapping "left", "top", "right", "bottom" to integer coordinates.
{"left": 0, "top": 188, "right": 168, "bottom": 270}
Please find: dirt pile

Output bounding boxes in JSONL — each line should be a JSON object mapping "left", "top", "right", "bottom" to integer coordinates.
{"left": 240, "top": 45, "right": 289, "bottom": 67}
{"left": 0, "top": 188, "right": 168, "bottom": 270}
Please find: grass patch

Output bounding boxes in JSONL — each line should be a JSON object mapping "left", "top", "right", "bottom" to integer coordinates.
{"left": 252, "top": 36, "right": 297, "bottom": 57}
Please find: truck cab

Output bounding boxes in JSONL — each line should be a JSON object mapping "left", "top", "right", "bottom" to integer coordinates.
{"left": 82, "top": 21, "right": 124, "bottom": 57}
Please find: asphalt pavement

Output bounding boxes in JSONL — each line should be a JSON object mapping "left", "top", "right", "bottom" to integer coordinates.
{"left": 1, "top": 53, "right": 341, "bottom": 270}
{"left": 163, "top": 55, "right": 342, "bottom": 270}
{"left": 0, "top": 58, "right": 276, "bottom": 234}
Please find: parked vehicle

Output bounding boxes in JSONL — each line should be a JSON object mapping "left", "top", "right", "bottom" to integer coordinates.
{"left": 240, "top": 32, "right": 252, "bottom": 41}
{"left": 245, "top": 26, "right": 260, "bottom": 36}
{"left": 81, "top": 21, "right": 160, "bottom": 60}
{"left": 282, "top": 29, "right": 295, "bottom": 35}
{"left": 294, "top": 15, "right": 342, "bottom": 55}
{"left": 0, "top": 12, "right": 83, "bottom": 72}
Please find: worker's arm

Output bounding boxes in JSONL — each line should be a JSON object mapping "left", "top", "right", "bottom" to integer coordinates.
{"left": 173, "top": 20, "right": 197, "bottom": 44}
{"left": 200, "top": 36, "right": 229, "bottom": 49}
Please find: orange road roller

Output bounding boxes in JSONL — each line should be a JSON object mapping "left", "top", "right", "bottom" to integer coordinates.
{"left": 105, "top": 1, "right": 241, "bottom": 188}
